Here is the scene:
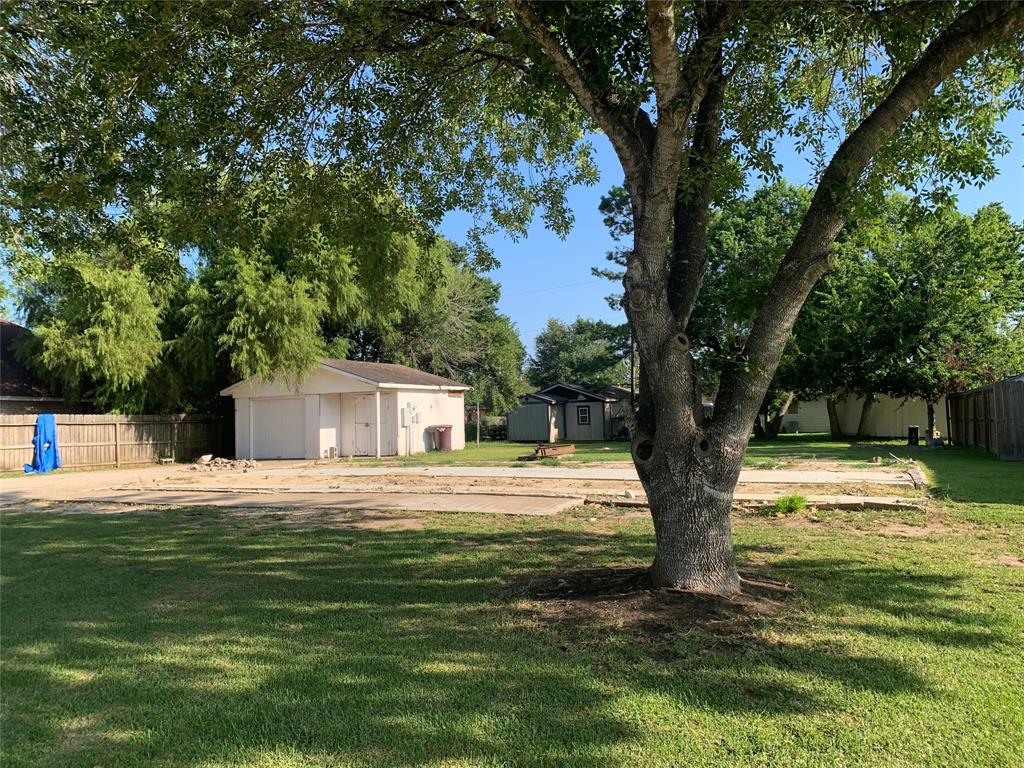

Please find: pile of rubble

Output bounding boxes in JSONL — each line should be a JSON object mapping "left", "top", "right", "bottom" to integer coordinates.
{"left": 186, "top": 455, "right": 259, "bottom": 472}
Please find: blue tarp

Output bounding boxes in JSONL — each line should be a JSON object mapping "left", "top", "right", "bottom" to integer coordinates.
{"left": 23, "top": 413, "right": 62, "bottom": 474}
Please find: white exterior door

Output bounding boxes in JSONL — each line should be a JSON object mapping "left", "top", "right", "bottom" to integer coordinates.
{"left": 251, "top": 398, "right": 305, "bottom": 459}
{"left": 353, "top": 395, "right": 376, "bottom": 456}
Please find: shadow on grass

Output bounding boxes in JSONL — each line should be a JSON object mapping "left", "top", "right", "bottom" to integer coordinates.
{"left": 0, "top": 508, "right": 1014, "bottom": 766}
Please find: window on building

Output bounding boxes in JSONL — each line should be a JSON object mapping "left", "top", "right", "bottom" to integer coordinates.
{"left": 576, "top": 405, "right": 591, "bottom": 425}
{"left": 789, "top": 400, "right": 800, "bottom": 414}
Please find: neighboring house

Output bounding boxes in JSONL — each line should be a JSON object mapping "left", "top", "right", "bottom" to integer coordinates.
{"left": 779, "top": 395, "right": 949, "bottom": 438}
{"left": 221, "top": 359, "right": 470, "bottom": 459}
{"left": 0, "top": 320, "right": 75, "bottom": 414}
{"left": 507, "top": 383, "right": 631, "bottom": 442}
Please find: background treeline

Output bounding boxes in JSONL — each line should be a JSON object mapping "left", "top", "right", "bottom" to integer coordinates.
{"left": 3, "top": 162, "right": 526, "bottom": 414}
{"left": 527, "top": 181, "right": 1024, "bottom": 437}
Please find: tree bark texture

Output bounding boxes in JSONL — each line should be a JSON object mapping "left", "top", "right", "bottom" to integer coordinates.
{"left": 766, "top": 392, "right": 795, "bottom": 439}
{"left": 633, "top": 418, "right": 743, "bottom": 594}
{"left": 857, "top": 395, "right": 875, "bottom": 438}
{"left": 508, "top": 0, "right": 1024, "bottom": 597}
{"left": 827, "top": 397, "right": 844, "bottom": 439}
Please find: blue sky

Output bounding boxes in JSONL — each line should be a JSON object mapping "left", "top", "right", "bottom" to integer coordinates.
{"left": 444, "top": 110, "right": 1024, "bottom": 357}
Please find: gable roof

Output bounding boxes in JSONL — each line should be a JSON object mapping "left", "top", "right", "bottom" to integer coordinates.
{"left": 221, "top": 358, "right": 470, "bottom": 395}
{"left": 523, "top": 392, "right": 560, "bottom": 404}
{"left": 537, "top": 382, "right": 626, "bottom": 403}
{"left": 320, "top": 359, "right": 468, "bottom": 388}
{"left": 595, "top": 384, "right": 632, "bottom": 401}
{"left": 0, "top": 320, "right": 63, "bottom": 400}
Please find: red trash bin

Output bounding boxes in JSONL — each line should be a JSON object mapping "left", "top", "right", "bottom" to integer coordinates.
{"left": 428, "top": 425, "right": 453, "bottom": 451}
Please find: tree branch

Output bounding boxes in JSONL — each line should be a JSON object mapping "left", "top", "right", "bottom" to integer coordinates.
{"left": 645, "top": 1, "right": 682, "bottom": 118}
{"left": 508, "top": 0, "right": 649, "bottom": 188}
{"left": 633, "top": 1, "right": 734, "bottom": 249}
{"left": 712, "top": 0, "right": 1024, "bottom": 438}
{"left": 668, "top": 66, "right": 725, "bottom": 327}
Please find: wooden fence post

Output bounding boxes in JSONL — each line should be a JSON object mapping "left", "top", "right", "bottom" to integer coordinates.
{"left": 114, "top": 422, "right": 120, "bottom": 467}
{"left": 171, "top": 419, "right": 178, "bottom": 461}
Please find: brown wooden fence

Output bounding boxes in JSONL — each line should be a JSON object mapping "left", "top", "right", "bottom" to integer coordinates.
{"left": 0, "top": 414, "right": 224, "bottom": 471}
{"left": 947, "top": 375, "right": 1024, "bottom": 461}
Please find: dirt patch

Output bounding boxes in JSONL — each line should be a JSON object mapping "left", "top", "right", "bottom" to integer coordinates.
{"left": 58, "top": 713, "right": 103, "bottom": 753}
{"left": 992, "top": 554, "right": 1024, "bottom": 568}
{"left": 197, "top": 507, "right": 427, "bottom": 531}
{"left": 10, "top": 500, "right": 167, "bottom": 516}
{"left": 874, "top": 521, "right": 950, "bottom": 538}
{"left": 509, "top": 566, "right": 795, "bottom": 654}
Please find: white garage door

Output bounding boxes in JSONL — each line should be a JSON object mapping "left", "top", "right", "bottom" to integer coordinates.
{"left": 252, "top": 398, "right": 305, "bottom": 459}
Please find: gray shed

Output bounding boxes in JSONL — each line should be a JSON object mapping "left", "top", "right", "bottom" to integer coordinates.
{"left": 506, "top": 383, "right": 631, "bottom": 442}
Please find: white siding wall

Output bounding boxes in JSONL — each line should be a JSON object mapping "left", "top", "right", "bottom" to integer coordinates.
{"left": 319, "top": 393, "right": 341, "bottom": 457}
{"left": 780, "top": 399, "right": 830, "bottom": 433}
{"left": 234, "top": 397, "right": 252, "bottom": 459}
{"left": 382, "top": 392, "right": 399, "bottom": 456}
{"left": 781, "top": 396, "right": 950, "bottom": 438}
{"left": 395, "top": 390, "right": 465, "bottom": 454}
{"left": 839, "top": 395, "right": 948, "bottom": 438}
{"left": 228, "top": 368, "right": 468, "bottom": 458}
{"left": 302, "top": 396, "right": 319, "bottom": 459}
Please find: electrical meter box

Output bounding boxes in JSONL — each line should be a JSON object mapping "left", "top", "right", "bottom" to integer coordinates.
{"left": 402, "top": 402, "right": 419, "bottom": 427}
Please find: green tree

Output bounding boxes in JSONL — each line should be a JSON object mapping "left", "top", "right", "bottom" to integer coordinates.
{"left": 5, "top": 161, "right": 529, "bottom": 412}
{"left": 12, "top": 253, "right": 162, "bottom": 405}
{"left": 4, "top": 0, "right": 1022, "bottom": 593}
{"left": 346, "top": 260, "right": 527, "bottom": 413}
{"left": 526, "top": 318, "right": 630, "bottom": 391}
{"left": 868, "top": 200, "right": 1024, "bottom": 436}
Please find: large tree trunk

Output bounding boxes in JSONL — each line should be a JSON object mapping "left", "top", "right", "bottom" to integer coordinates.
{"left": 766, "top": 392, "right": 795, "bottom": 439}
{"left": 856, "top": 394, "right": 875, "bottom": 438}
{"left": 826, "top": 396, "right": 844, "bottom": 439}
{"left": 926, "top": 401, "right": 936, "bottom": 440}
{"left": 636, "top": 441, "right": 742, "bottom": 594}
{"left": 513, "top": 0, "right": 1024, "bottom": 600}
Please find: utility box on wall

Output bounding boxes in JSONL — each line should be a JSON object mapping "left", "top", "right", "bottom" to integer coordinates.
{"left": 402, "top": 402, "right": 420, "bottom": 427}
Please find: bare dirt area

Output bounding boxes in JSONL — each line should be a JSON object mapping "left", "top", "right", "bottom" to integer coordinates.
{"left": 118, "top": 466, "right": 921, "bottom": 507}
{"left": 9, "top": 499, "right": 428, "bottom": 531}
{"left": 872, "top": 521, "right": 954, "bottom": 538}
{"left": 509, "top": 566, "right": 796, "bottom": 656}
{"left": 989, "top": 554, "right": 1024, "bottom": 568}
{"left": 3, "top": 459, "right": 924, "bottom": 517}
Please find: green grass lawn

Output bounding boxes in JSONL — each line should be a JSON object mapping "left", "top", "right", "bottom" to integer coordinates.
{"left": 3, "top": 439, "right": 1022, "bottom": 767}
{"left": 383, "top": 439, "right": 634, "bottom": 464}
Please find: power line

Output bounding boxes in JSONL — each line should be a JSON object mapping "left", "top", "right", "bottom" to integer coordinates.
{"left": 502, "top": 278, "right": 608, "bottom": 297}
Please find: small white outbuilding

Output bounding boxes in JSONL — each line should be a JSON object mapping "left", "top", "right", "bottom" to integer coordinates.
{"left": 221, "top": 359, "right": 469, "bottom": 459}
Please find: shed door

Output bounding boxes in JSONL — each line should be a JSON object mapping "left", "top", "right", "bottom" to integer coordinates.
{"left": 252, "top": 398, "right": 305, "bottom": 459}
{"left": 353, "top": 395, "right": 376, "bottom": 456}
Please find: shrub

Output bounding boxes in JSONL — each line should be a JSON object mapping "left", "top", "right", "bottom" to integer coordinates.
{"left": 772, "top": 494, "right": 807, "bottom": 515}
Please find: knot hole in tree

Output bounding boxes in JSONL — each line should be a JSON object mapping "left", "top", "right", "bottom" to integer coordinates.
{"left": 635, "top": 439, "right": 654, "bottom": 462}
{"left": 627, "top": 286, "right": 648, "bottom": 310}
{"left": 696, "top": 437, "right": 711, "bottom": 457}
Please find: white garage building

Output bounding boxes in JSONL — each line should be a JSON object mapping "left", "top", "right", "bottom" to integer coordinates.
{"left": 221, "top": 359, "right": 469, "bottom": 459}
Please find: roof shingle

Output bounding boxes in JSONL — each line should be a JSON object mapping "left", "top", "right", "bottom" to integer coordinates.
{"left": 321, "top": 359, "right": 468, "bottom": 389}
{"left": 0, "top": 320, "right": 61, "bottom": 399}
